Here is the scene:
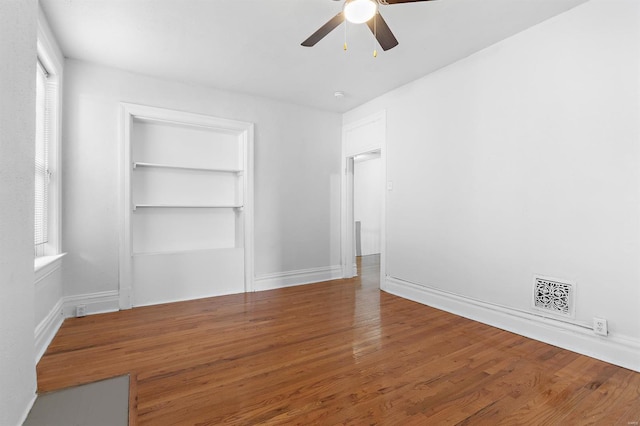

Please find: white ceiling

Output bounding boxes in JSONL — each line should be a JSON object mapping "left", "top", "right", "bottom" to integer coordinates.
{"left": 40, "top": 0, "right": 588, "bottom": 113}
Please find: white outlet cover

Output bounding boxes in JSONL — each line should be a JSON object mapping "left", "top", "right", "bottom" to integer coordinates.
{"left": 593, "top": 317, "right": 608, "bottom": 336}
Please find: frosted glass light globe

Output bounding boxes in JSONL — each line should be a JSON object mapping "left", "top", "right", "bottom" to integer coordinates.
{"left": 344, "top": 0, "right": 378, "bottom": 24}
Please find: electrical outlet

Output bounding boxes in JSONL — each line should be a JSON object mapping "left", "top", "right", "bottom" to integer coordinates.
{"left": 76, "top": 305, "right": 86, "bottom": 318}
{"left": 593, "top": 317, "right": 607, "bottom": 336}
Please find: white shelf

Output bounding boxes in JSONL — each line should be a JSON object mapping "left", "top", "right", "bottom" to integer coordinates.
{"left": 133, "top": 162, "right": 242, "bottom": 174}
{"left": 132, "top": 247, "right": 242, "bottom": 257}
{"left": 133, "top": 204, "right": 242, "bottom": 211}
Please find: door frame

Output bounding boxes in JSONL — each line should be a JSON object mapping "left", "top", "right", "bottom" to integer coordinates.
{"left": 118, "top": 103, "right": 254, "bottom": 309}
{"left": 341, "top": 110, "right": 387, "bottom": 283}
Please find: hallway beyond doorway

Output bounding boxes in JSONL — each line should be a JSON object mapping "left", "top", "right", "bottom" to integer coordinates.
{"left": 356, "top": 254, "right": 380, "bottom": 289}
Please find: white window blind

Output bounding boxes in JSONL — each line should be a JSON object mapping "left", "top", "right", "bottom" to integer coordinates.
{"left": 35, "top": 60, "right": 51, "bottom": 256}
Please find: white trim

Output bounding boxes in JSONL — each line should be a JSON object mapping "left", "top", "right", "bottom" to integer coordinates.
{"left": 342, "top": 156, "right": 355, "bottom": 278}
{"left": 243, "top": 123, "right": 255, "bottom": 292}
{"left": 254, "top": 265, "right": 343, "bottom": 291}
{"left": 37, "top": 8, "right": 63, "bottom": 72}
{"left": 34, "top": 298, "right": 64, "bottom": 362}
{"left": 62, "top": 290, "right": 120, "bottom": 317}
{"left": 34, "top": 290, "right": 120, "bottom": 362}
{"left": 34, "top": 253, "right": 65, "bottom": 284}
{"left": 18, "top": 394, "right": 38, "bottom": 426}
{"left": 118, "top": 103, "right": 254, "bottom": 308}
{"left": 341, "top": 111, "right": 387, "bottom": 282}
{"left": 384, "top": 276, "right": 640, "bottom": 372}
{"left": 342, "top": 111, "right": 387, "bottom": 158}
{"left": 119, "top": 105, "right": 133, "bottom": 309}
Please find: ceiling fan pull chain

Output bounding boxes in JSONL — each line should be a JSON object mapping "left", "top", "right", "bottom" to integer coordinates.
{"left": 373, "top": 13, "right": 378, "bottom": 57}
{"left": 344, "top": 19, "right": 348, "bottom": 51}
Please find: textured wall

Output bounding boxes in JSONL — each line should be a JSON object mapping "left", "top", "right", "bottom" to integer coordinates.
{"left": 0, "top": 0, "right": 39, "bottom": 424}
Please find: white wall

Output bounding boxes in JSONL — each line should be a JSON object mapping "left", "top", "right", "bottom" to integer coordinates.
{"left": 34, "top": 262, "right": 65, "bottom": 361}
{"left": 0, "top": 0, "right": 39, "bottom": 424}
{"left": 35, "top": 269, "right": 63, "bottom": 325}
{"left": 354, "top": 156, "right": 382, "bottom": 256}
{"left": 62, "top": 60, "right": 342, "bottom": 303}
{"left": 344, "top": 0, "right": 640, "bottom": 370}
{"left": 33, "top": 5, "right": 66, "bottom": 362}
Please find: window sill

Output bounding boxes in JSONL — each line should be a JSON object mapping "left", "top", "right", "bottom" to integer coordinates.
{"left": 35, "top": 253, "right": 66, "bottom": 284}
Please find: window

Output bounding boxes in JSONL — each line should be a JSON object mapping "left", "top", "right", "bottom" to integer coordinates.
{"left": 34, "top": 60, "right": 51, "bottom": 257}
{"left": 34, "top": 15, "right": 63, "bottom": 267}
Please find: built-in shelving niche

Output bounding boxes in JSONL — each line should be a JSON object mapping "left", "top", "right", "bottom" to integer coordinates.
{"left": 119, "top": 104, "right": 253, "bottom": 308}
{"left": 130, "top": 118, "right": 245, "bottom": 255}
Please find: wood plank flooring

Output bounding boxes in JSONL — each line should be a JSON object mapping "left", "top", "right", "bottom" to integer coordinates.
{"left": 37, "top": 255, "right": 640, "bottom": 425}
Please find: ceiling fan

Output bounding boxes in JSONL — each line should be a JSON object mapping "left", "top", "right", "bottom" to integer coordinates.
{"left": 301, "top": 0, "right": 436, "bottom": 52}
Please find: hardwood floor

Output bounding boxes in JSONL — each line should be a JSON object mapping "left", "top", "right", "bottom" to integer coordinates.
{"left": 37, "top": 255, "right": 640, "bottom": 425}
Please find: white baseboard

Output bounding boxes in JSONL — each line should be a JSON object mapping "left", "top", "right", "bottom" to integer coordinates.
{"left": 34, "top": 297, "right": 64, "bottom": 362}
{"left": 35, "top": 290, "right": 120, "bottom": 362}
{"left": 18, "top": 393, "right": 38, "bottom": 426}
{"left": 255, "top": 265, "right": 343, "bottom": 291}
{"left": 62, "top": 290, "right": 120, "bottom": 317}
{"left": 384, "top": 276, "right": 640, "bottom": 373}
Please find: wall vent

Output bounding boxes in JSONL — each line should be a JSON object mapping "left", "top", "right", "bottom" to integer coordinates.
{"left": 533, "top": 276, "right": 575, "bottom": 318}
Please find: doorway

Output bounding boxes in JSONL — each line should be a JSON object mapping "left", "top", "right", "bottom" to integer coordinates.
{"left": 354, "top": 151, "right": 382, "bottom": 280}
{"left": 341, "top": 111, "right": 386, "bottom": 286}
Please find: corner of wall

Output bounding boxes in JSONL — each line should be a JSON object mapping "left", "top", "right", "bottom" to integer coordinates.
{"left": 62, "top": 291, "right": 120, "bottom": 318}
{"left": 16, "top": 393, "right": 38, "bottom": 426}
{"left": 36, "top": 290, "right": 120, "bottom": 362}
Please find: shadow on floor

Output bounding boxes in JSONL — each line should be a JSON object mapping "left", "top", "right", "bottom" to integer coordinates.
{"left": 24, "top": 375, "right": 129, "bottom": 426}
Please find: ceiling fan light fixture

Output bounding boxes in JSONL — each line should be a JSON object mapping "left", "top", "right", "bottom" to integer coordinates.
{"left": 343, "top": 0, "right": 378, "bottom": 24}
